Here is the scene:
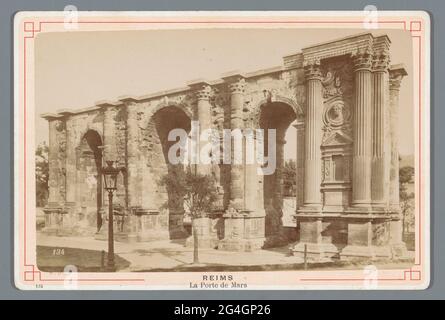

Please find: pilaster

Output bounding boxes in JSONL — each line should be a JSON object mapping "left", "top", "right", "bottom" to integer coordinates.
{"left": 121, "top": 98, "right": 142, "bottom": 209}
{"left": 98, "top": 102, "right": 119, "bottom": 162}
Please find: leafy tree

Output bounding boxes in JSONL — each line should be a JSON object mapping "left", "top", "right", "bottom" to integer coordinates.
{"left": 400, "top": 166, "right": 414, "bottom": 185}
{"left": 399, "top": 165, "right": 415, "bottom": 236}
{"left": 159, "top": 166, "right": 217, "bottom": 264}
{"left": 283, "top": 159, "right": 296, "bottom": 197}
{"left": 35, "top": 142, "right": 49, "bottom": 207}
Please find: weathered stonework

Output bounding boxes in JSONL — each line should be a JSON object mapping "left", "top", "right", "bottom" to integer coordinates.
{"left": 41, "top": 33, "right": 407, "bottom": 259}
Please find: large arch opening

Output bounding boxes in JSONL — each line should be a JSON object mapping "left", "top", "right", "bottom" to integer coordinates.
{"left": 150, "top": 106, "right": 192, "bottom": 239}
{"left": 76, "top": 129, "right": 103, "bottom": 231}
{"left": 259, "top": 101, "right": 297, "bottom": 243}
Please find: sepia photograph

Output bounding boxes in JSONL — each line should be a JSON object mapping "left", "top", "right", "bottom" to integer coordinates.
{"left": 14, "top": 11, "right": 430, "bottom": 290}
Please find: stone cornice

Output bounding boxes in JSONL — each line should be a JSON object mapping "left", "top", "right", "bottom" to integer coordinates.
{"left": 138, "top": 86, "right": 191, "bottom": 101}
{"left": 221, "top": 71, "right": 246, "bottom": 84}
{"left": 41, "top": 113, "right": 64, "bottom": 121}
{"left": 372, "top": 34, "right": 391, "bottom": 55}
{"left": 40, "top": 106, "right": 100, "bottom": 120}
{"left": 282, "top": 53, "right": 303, "bottom": 70}
{"left": 302, "top": 33, "right": 392, "bottom": 71}
{"left": 302, "top": 33, "right": 374, "bottom": 63}
{"left": 244, "top": 66, "right": 283, "bottom": 77}
{"left": 95, "top": 100, "right": 122, "bottom": 107}
{"left": 117, "top": 95, "right": 140, "bottom": 104}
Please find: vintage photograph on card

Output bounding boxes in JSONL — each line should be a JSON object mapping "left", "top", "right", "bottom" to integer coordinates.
{"left": 14, "top": 10, "right": 430, "bottom": 290}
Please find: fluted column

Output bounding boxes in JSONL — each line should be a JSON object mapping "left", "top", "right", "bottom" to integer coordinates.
{"left": 193, "top": 82, "right": 213, "bottom": 175}
{"left": 371, "top": 50, "right": 390, "bottom": 205}
{"left": 351, "top": 49, "right": 373, "bottom": 208}
{"left": 227, "top": 76, "right": 246, "bottom": 210}
{"left": 124, "top": 99, "right": 141, "bottom": 208}
{"left": 388, "top": 66, "right": 408, "bottom": 210}
{"left": 303, "top": 60, "right": 323, "bottom": 208}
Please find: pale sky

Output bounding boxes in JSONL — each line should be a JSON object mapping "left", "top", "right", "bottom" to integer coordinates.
{"left": 35, "top": 28, "right": 414, "bottom": 157}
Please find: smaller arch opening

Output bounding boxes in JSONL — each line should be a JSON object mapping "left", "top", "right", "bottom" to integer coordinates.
{"left": 259, "top": 101, "right": 298, "bottom": 244}
{"left": 77, "top": 129, "right": 103, "bottom": 231}
{"left": 148, "top": 105, "right": 192, "bottom": 239}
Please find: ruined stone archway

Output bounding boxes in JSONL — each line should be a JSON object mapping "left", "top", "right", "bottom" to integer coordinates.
{"left": 76, "top": 129, "right": 103, "bottom": 232}
{"left": 43, "top": 33, "right": 408, "bottom": 257}
{"left": 258, "top": 101, "right": 298, "bottom": 244}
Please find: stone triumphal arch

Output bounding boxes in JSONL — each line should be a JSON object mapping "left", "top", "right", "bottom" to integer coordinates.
{"left": 42, "top": 33, "right": 408, "bottom": 260}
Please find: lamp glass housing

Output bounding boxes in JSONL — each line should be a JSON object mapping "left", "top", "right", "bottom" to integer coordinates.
{"left": 102, "top": 160, "right": 119, "bottom": 191}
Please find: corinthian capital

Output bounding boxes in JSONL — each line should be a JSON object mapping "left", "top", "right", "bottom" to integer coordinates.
{"left": 303, "top": 58, "right": 322, "bottom": 81}
{"left": 352, "top": 47, "right": 373, "bottom": 72}
{"left": 221, "top": 72, "right": 246, "bottom": 95}
{"left": 372, "top": 50, "right": 391, "bottom": 73}
{"left": 196, "top": 84, "right": 212, "bottom": 101}
{"left": 228, "top": 78, "right": 246, "bottom": 94}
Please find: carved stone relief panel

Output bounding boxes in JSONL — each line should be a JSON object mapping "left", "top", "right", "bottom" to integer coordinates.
{"left": 321, "top": 55, "right": 354, "bottom": 144}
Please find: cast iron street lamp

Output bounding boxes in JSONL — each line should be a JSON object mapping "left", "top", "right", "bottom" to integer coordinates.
{"left": 102, "top": 160, "right": 122, "bottom": 272}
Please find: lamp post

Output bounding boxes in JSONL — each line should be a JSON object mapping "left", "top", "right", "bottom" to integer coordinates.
{"left": 101, "top": 160, "right": 122, "bottom": 272}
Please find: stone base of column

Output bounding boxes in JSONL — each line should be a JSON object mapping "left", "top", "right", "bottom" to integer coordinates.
{"left": 123, "top": 208, "right": 172, "bottom": 242}
{"left": 218, "top": 209, "right": 266, "bottom": 252}
{"left": 60, "top": 203, "right": 88, "bottom": 236}
{"left": 42, "top": 205, "right": 62, "bottom": 235}
{"left": 185, "top": 215, "right": 223, "bottom": 249}
{"left": 42, "top": 205, "right": 77, "bottom": 236}
{"left": 388, "top": 218, "right": 408, "bottom": 257}
{"left": 291, "top": 215, "right": 339, "bottom": 261}
{"left": 291, "top": 242, "right": 339, "bottom": 261}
